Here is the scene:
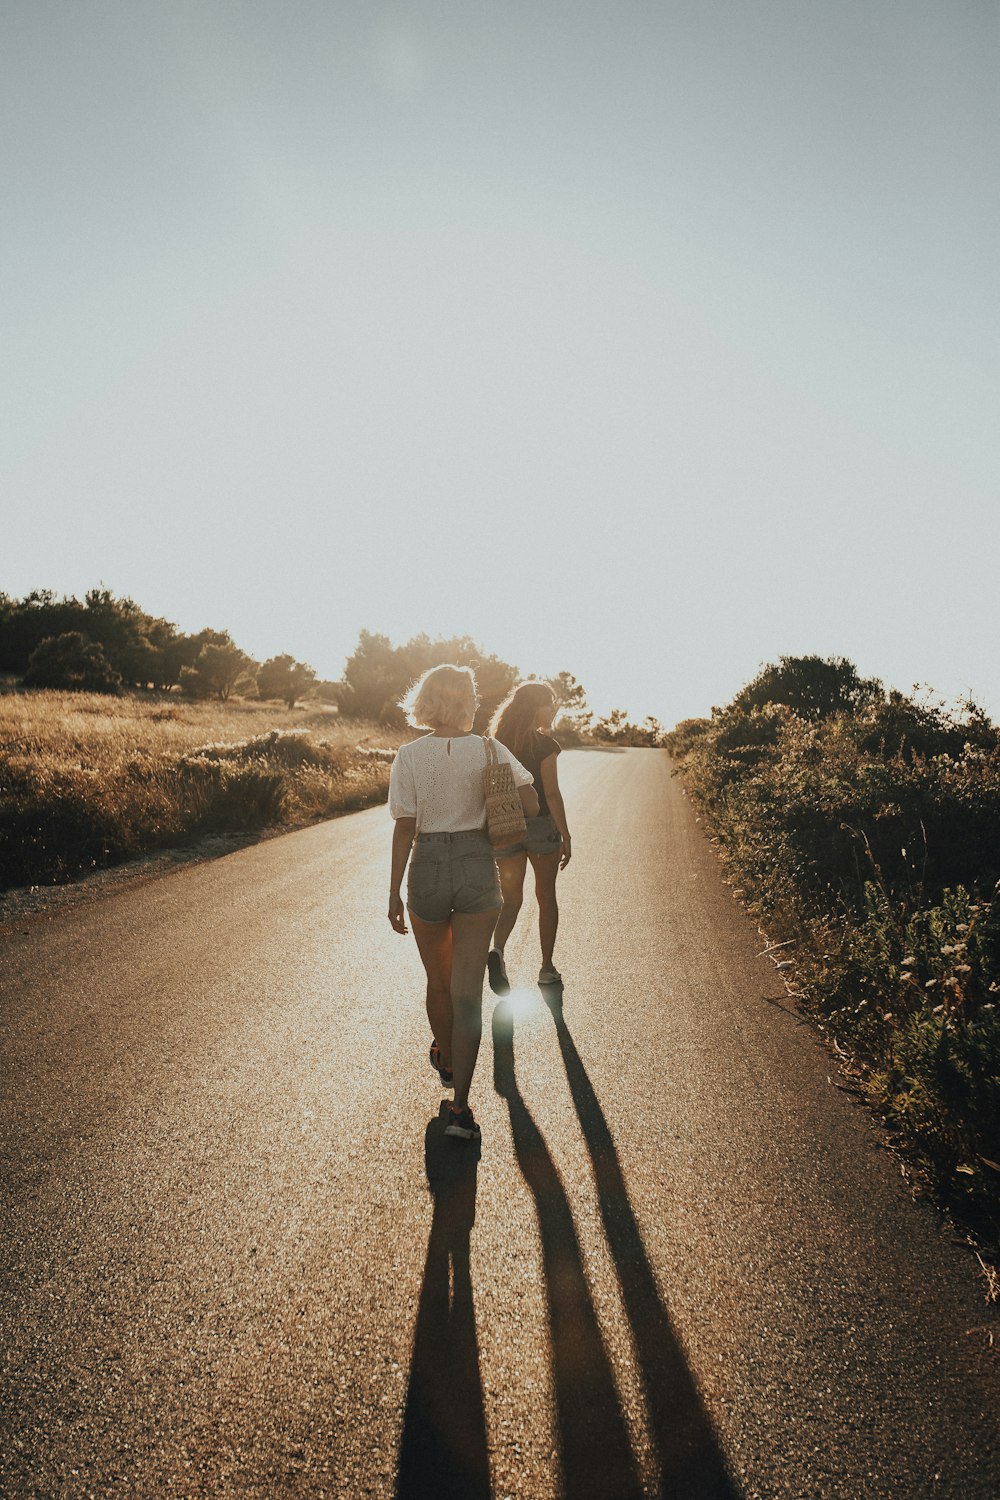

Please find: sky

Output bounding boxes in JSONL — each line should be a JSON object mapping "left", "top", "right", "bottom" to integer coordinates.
{"left": 2, "top": 1, "right": 997, "bottom": 725}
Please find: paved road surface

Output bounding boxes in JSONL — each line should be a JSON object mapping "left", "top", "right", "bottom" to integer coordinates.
{"left": 2, "top": 748, "right": 998, "bottom": 1498}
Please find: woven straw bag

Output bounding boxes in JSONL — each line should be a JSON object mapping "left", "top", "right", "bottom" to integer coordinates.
{"left": 482, "top": 736, "right": 527, "bottom": 848}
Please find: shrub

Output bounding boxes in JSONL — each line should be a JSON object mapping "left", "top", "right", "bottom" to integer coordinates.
{"left": 22, "top": 633, "right": 123, "bottom": 694}
{"left": 670, "top": 658, "right": 1000, "bottom": 1250}
{"left": 176, "top": 759, "right": 288, "bottom": 831}
{"left": 181, "top": 729, "right": 337, "bottom": 770}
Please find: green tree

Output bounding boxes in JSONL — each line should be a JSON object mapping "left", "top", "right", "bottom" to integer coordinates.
{"left": 0, "top": 585, "right": 195, "bottom": 688}
{"left": 82, "top": 587, "right": 154, "bottom": 683}
{"left": 337, "top": 629, "right": 520, "bottom": 726}
{"left": 731, "top": 655, "right": 884, "bottom": 722}
{"left": 313, "top": 679, "right": 345, "bottom": 706}
{"left": 180, "top": 640, "right": 256, "bottom": 701}
{"left": 143, "top": 616, "right": 186, "bottom": 690}
{"left": 257, "top": 654, "right": 317, "bottom": 709}
{"left": 548, "top": 671, "right": 587, "bottom": 715}
{"left": 0, "top": 589, "right": 87, "bottom": 673}
{"left": 591, "top": 708, "right": 663, "bottom": 746}
{"left": 593, "top": 707, "right": 630, "bottom": 743}
{"left": 22, "top": 632, "right": 123, "bottom": 694}
{"left": 340, "top": 630, "right": 405, "bottom": 721}
{"left": 393, "top": 632, "right": 518, "bottom": 728}
{"left": 548, "top": 670, "right": 591, "bottom": 733}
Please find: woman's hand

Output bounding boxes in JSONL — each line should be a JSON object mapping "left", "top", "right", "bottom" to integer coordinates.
{"left": 388, "top": 892, "right": 409, "bottom": 934}
{"left": 540, "top": 757, "right": 570, "bottom": 868}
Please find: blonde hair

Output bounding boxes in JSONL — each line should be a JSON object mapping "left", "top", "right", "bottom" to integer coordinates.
{"left": 403, "top": 663, "right": 479, "bottom": 731}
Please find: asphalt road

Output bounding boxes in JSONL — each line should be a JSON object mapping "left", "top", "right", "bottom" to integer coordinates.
{"left": 1, "top": 747, "right": 998, "bottom": 1500}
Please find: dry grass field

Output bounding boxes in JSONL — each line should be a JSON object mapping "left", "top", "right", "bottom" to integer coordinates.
{"left": 0, "top": 689, "right": 400, "bottom": 890}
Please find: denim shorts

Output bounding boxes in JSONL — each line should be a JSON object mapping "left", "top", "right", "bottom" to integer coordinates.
{"left": 407, "top": 830, "right": 503, "bottom": 924}
{"left": 494, "top": 813, "right": 562, "bottom": 860}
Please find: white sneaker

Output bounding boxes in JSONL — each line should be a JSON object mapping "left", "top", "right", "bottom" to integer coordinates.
{"left": 538, "top": 965, "right": 562, "bottom": 986}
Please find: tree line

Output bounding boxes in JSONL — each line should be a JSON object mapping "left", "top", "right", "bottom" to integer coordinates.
{"left": 1, "top": 588, "right": 663, "bottom": 742}
{"left": 0, "top": 588, "right": 272, "bottom": 699}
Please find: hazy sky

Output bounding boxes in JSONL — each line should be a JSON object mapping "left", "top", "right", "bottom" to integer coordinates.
{"left": 3, "top": 1, "right": 997, "bottom": 723}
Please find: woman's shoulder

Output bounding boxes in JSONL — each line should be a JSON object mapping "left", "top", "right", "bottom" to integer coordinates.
{"left": 396, "top": 733, "right": 433, "bottom": 757}
{"left": 533, "top": 729, "right": 561, "bottom": 758}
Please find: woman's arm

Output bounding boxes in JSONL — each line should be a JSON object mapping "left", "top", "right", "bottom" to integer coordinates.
{"left": 388, "top": 816, "right": 417, "bottom": 932}
{"left": 519, "top": 782, "right": 540, "bottom": 817}
{"left": 539, "top": 755, "right": 571, "bottom": 868}
{"left": 494, "top": 739, "right": 539, "bottom": 817}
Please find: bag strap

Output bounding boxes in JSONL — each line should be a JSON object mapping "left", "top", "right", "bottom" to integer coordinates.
{"left": 483, "top": 735, "right": 499, "bottom": 771}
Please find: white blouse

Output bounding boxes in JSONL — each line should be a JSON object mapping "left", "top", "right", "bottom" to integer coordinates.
{"left": 388, "top": 733, "right": 533, "bottom": 834}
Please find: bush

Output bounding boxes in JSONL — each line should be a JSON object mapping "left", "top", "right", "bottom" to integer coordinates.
{"left": 670, "top": 658, "right": 1000, "bottom": 1250}
{"left": 181, "top": 729, "right": 336, "bottom": 770}
{"left": 176, "top": 760, "right": 288, "bottom": 831}
{"left": 22, "top": 633, "right": 123, "bottom": 694}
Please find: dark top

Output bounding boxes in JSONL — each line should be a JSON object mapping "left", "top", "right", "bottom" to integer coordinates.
{"left": 510, "top": 730, "right": 560, "bottom": 817}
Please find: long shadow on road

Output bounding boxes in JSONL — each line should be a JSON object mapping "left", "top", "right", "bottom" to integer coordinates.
{"left": 396, "top": 998, "right": 743, "bottom": 1500}
{"left": 493, "top": 1001, "right": 644, "bottom": 1500}
{"left": 541, "top": 984, "right": 742, "bottom": 1500}
{"left": 396, "top": 1115, "right": 490, "bottom": 1500}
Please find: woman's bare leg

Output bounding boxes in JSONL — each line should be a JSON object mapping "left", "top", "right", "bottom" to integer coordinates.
{"left": 529, "top": 851, "right": 561, "bottom": 969}
{"left": 492, "top": 852, "right": 527, "bottom": 953}
{"left": 449, "top": 908, "right": 501, "bottom": 1109}
{"left": 410, "top": 913, "right": 454, "bottom": 1068}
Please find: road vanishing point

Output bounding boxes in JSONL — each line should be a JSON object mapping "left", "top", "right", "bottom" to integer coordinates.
{"left": 2, "top": 748, "right": 998, "bottom": 1499}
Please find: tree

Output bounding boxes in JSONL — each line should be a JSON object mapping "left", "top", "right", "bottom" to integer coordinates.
{"left": 336, "top": 629, "right": 521, "bottom": 726}
{"left": 142, "top": 616, "right": 186, "bottom": 690}
{"left": 548, "top": 670, "right": 591, "bottom": 733}
{"left": 313, "top": 679, "right": 345, "bottom": 707}
{"left": 0, "top": 589, "right": 88, "bottom": 673}
{"left": 548, "top": 671, "right": 588, "bottom": 715}
{"left": 180, "top": 640, "right": 256, "bottom": 701}
{"left": 22, "top": 632, "right": 123, "bottom": 694}
{"left": 730, "top": 655, "right": 884, "bottom": 722}
{"left": 82, "top": 587, "right": 154, "bottom": 683}
{"left": 0, "top": 585, "right": 200, "bottom": 689}
{"left": 340, "top": 630, "right": 406, "bottom": 721}
{"left": 257, "top": 654, "right": 317, "bottom": 709}
{"left": 591, "top": 708, "right": 664, "bottom": 746}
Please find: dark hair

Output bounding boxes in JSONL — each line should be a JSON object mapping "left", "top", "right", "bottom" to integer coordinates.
{"left": 489, "top": 681, "right": 556, "bottom": 760}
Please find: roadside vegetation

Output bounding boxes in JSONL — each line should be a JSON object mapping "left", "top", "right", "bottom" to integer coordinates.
{"left": 0, "top": 693, "right": 397, "bottom": 890}
{"left": 668, "top": 657, "right": 1000, "bottom": 1257}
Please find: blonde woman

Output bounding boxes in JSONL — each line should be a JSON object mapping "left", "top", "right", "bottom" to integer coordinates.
{"left": 487, "top": 681, "right": 571, "bottom": 993}
{"left": 387, "top": 664, "right": 538, "bottom": 1141}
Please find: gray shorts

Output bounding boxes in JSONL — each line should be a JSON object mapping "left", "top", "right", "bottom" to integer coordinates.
{"left": 407, "top": 830, "right": 502, "bottom": 924}
{"left": 494, "top": 813, "right": 562, "bottom": 860}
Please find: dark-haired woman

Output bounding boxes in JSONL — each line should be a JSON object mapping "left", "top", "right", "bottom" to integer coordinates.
{"left": 486, "top": 681, "right": 571, "bottom": 992}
